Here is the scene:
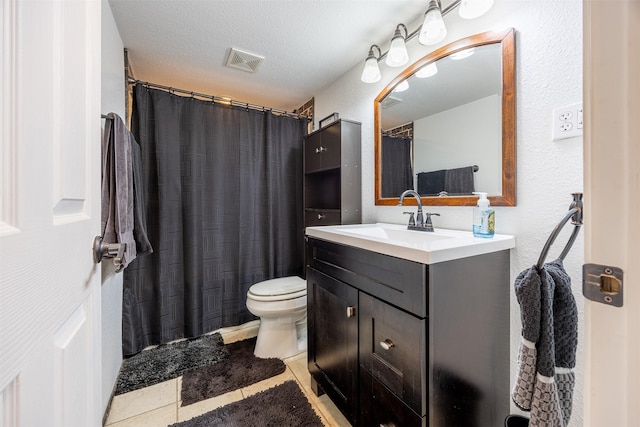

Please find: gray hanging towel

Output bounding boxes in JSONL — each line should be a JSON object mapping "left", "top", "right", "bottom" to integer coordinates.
{"left": 417, "top": 170, "right": 446, "bottom": 195}
{"left": 101, "top": 113, "right": 137, "bottom": 269}
{"left": 130, "top": 137, "right": 153, "bottom": 257}
{"left": 444, "top": 166, "right": 475, "bottom": 194}
{"left": 512, "top": 259, "right": 577, "bottom": 427}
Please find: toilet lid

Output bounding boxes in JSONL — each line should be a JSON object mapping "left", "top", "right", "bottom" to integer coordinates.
{"left": 248, "top": 276, "right": 306, "bottom": 297}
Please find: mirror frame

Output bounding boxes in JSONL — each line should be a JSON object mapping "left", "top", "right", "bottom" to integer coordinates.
{"left": 374, "top": 28, "right": 516, "bottom": 207}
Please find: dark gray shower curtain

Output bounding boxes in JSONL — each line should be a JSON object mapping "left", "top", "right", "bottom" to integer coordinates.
{"left": 381, "top": 135, "right": 413, "bottom": 198}
{"left": 122, "top": 85, "right": 306, "bottom": 356}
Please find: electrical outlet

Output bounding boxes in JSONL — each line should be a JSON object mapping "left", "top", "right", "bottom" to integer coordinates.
{"left": 552, "top": 102, "right": 583, "bottom": 141}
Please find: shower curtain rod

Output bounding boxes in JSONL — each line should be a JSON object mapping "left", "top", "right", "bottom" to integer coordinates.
{"left": 128, "top": 78, "right": 312, "bottom": 121}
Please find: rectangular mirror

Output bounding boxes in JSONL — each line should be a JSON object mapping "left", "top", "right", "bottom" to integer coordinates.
{"left": 375, "top": 28, "right": 516, "bottom": 206}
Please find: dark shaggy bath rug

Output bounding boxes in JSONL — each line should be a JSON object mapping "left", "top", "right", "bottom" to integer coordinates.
{"left": 116, "top": 333, "right": 228, "bottom": 395}
{"left": 171, "top": 380, "right": 324, "bottom": 427}
{"left": 181, "top": 337, "right": 286, "bottom": 406}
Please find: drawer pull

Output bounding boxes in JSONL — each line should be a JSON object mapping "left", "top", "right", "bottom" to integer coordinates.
{"left": 317, "top": 214, "right": 325, "bottom": 220}
{"left": 380, "top": 339, "right": 395, "bottom": 351}
{"left": 346, "top": 306, "right": 356, "bottom": 318}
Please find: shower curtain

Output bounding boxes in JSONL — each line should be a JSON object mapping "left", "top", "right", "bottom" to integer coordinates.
{"left": 122, "top": 85, "right": 307, "bottom": 356}
{"left": 381, "top": 135, "right": 413, "bottom": 198}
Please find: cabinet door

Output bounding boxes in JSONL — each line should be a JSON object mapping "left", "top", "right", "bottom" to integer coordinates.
{"left": 360, "top": 368, "right": 424, "bottom": 427}
{"left": 318, "top": 121, "right": 341, "bottom": 170}
{"left": 304, "top": 131, "right": 323, "bottom": 173}
{"left": 304, "top": 122, "right": 342, "bottom": 173}
{"left": 359, "top": 292, "right": 426, "bottom": 416}
{"left": 307, "top": 267, "right": 358, "bottom": 425}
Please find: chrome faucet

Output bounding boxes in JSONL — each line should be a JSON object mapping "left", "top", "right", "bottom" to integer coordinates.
{"left": 399, "top": 190, "right": 424, "bottom": 227}
{"left": 398, "top": 189, "right": 439, "bottom": 232}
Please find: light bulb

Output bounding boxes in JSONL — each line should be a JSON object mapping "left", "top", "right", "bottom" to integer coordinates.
{"left": 415, "top": 62, "right": 438, "bottom": 78}
{"left": 419, "top": 2, "right": 447, "bottom": 46}
{"left": 450, "top": 48, "right": 475, "bottom": 60}
{"left": 361, "top": 56, "right": 381, "bottom": 83}
{"left": 386, "top": 35, "right": 409, "bottom": 67}
{"left": 459, "top": 0, "right": 494, "bottom": 19}
{"left": 393, "top": 80, "right": 410, "bottom": 93}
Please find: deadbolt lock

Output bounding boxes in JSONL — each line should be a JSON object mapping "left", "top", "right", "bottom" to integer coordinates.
{"left": 583, "top": 263, "right": 623, "bottom": 307}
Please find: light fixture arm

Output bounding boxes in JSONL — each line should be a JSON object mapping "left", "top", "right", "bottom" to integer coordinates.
{"left": 393, "top": 23, "right": 409, "bottom": 41}
{"left": 368, "top": 45, "right": 382, "bottom": 62}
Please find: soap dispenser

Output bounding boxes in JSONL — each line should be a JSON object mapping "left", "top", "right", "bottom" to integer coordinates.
{"left": 472, "top": 192, "right": 495, "bottom": 238}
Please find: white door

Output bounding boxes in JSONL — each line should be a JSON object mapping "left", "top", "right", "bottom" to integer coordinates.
{"left": 0, "top": 0, "right": 102, "bottom": 426}
{"left": 583, "top": 0, "right": 640, "bottom": 425}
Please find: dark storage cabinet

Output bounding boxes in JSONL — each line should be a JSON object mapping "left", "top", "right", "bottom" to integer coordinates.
{"left": 306, "top": 237, "right": 510, "bottom": 427}
{"left": 304, "top": 120, "right": 361, "bottom": 227}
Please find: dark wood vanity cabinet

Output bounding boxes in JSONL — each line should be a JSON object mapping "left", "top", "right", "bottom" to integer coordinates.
{"left": 304, "top": 120, "right": 361, "bottom": 227}
{"left": 306, "top": 237, "right": 510, "bottom": 427}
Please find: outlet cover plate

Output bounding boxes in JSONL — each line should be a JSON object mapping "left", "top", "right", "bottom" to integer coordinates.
{"left": 552, "top": 102, "right": 583, "bottom": 141}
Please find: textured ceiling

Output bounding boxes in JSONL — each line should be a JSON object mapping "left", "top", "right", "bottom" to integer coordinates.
{"left": 108, "top": 0, "right": 429, "bottom": 112}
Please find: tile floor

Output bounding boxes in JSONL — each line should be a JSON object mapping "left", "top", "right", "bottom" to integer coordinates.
{"left": 104, "top": 322, "right": 350, "bottom": 427}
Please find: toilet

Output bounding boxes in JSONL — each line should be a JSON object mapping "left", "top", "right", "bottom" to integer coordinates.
{"left": 246, "top": 276, "right": 307, "bottom": 359}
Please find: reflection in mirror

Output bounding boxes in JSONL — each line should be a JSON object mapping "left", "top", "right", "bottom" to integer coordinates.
{"left": 375, "top": 28, "right": 516, "bottom": 206}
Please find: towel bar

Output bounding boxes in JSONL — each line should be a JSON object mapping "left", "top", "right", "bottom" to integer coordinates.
{"left": 536, "top": 193, "right": 583, "bottom": 269}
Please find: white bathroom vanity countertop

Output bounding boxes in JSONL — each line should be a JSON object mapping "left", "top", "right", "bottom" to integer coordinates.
{"left": 305, "top": 222, "right": 515, "bottom": 264}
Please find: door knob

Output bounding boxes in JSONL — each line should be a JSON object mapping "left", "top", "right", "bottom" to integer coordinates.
{"left": 93, "top": 236, "right": 126, "bottom": 271}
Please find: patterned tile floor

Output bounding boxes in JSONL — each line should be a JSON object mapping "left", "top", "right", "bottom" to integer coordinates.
{"left": 104, "top": 322, "right": 350, "bottom": 426}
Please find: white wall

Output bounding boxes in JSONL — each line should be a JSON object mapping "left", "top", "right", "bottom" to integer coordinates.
{"left": 313, "top": 0, "right": 584, "bottom": 424}
{"left": 100, "top": 0, "right": 126, "bottom": 415}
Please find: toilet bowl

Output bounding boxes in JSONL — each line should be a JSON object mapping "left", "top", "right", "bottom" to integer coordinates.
{"left": 246, "top": 276, "right": 307, "bottom": 359}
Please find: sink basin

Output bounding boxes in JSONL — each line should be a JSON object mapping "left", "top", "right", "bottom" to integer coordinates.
{"left": 336, "top": 225, "right": 455, "bottom": 243}
{"left": 305, "top": 223, "right": 515, "bottom": 264}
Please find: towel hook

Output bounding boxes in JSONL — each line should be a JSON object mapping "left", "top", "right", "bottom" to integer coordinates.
{"left": 536, "top": 193, "right": 583, "bottom": 269}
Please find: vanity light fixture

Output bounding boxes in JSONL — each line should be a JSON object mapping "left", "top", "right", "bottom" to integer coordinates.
{"left": 450, "top": 47, "right": 475, "bottom": 60}
{"left": 459, "top": 0, "right": 494, "bottom": 19}
{"left": 361, "top": 45, "right": 382, "bottom": 83}
{"left": 386, "top": 24, "right": 410, "bottom": 67}
{"left": 419, "top": 0, "right": 447, "bottom": 46}
{"left": 360, "top": 0, "right": 494, "bottom": 83}
{"left": 415, "top": 62, "right": 438, "bottom": 78}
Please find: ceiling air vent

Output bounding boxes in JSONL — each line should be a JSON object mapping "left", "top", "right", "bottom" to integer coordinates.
{"left": 226, "top": 48, "right": 264, "bottom": 73}
{"left": 381, "top": 95, "right": 402, "bottom": 109}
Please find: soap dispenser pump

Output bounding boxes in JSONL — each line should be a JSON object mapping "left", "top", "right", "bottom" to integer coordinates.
{"left": 472, "top": 192, "right": 495, "bottom": 238}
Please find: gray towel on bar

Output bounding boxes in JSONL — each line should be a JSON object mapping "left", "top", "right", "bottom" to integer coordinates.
{"left": 512, "top": 259, "right": 577, "bottom": 427}
{"left": 130, "top": 137, "right": 153, "bottom": 257}
{"left": 101, "top": 113, "right": 137, "bottom": 269}
{"left": 417, "top": 170, "right": 446, "bottom": 195}
{"left": 444, "top": 166, "right": 475, "bottom": 194}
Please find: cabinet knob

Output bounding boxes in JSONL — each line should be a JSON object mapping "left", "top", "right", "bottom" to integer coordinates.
{"left": 346, "top": 306, "right": 356, "bottom": 318}
{"left": 317, "top": 214, "right": 325, "bottom": 220}
{"left": 315, "top": 146, "right": 327, "bottom": 154}
{"left": 380, "top": 339, "right": 395, "bottom": 351}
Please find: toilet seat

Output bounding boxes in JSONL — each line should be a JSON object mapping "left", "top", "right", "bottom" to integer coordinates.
{"left": 247, "top": 276, "right": 306, "bottom": 302}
